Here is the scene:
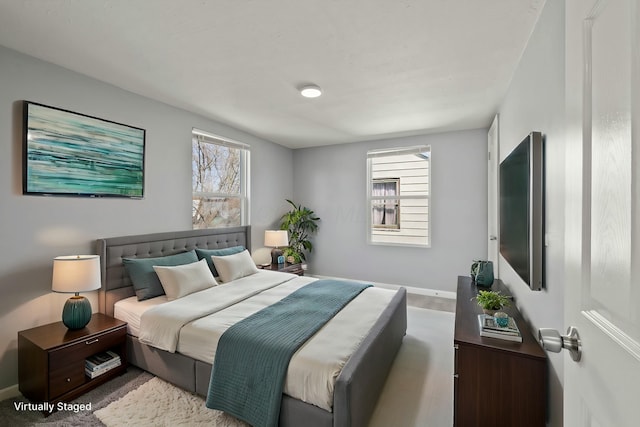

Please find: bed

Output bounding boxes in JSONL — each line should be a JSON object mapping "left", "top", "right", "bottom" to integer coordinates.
{"left": 96, "top": 226, "right": 407, "bottom": 427}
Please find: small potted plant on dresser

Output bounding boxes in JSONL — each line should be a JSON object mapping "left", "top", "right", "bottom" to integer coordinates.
{"left": 475, "top": 290, "right": 510, "bottom": 316}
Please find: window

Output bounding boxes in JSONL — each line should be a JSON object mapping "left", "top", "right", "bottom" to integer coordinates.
{"left": 192, "top": 129, "right": 250, "bottom": 229}
{"left": 372, "top": 178, "right": 400, "bottom": 229}
{"left": 367, "top": 146, "right": 430, "bottom": 247}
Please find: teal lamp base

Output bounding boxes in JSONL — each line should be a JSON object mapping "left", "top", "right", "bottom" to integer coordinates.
{"left": 62, "top": 295, "right": 92, "bottom": 330}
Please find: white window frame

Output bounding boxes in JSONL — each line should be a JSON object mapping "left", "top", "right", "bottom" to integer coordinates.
{"left": 367, "top": 145, "right": 431, "bottom": 247}
{"left": 192, "top": 128, "right": 250, "bottom": 228}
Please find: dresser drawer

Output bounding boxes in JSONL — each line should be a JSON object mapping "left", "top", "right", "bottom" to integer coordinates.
{"left": 48, "top": 326, "right": 126, "bottom": 399}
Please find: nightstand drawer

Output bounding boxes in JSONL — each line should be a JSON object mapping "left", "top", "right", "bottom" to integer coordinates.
{"left": 49, "top": 359, "right": 85, "bottom": 398}
{"left": 259, "top": 263, "right": 304, "bottom": 276}
{"left": 48, "top": 326, "right": 126, "bottom": 399}
{"left": 287, "top": 266, "right": 304, "bottom": 275}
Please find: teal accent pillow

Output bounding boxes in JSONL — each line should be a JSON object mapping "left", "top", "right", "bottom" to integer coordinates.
{"left": 196, "top": 246, "right": 245, "bottom": 277}
{"left": 123, "top": 250, "right": 199, "bottom": 301}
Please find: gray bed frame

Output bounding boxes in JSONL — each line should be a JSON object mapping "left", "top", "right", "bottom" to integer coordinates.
{"left": 96, "top": 226, "right": 407, "bottom": 427}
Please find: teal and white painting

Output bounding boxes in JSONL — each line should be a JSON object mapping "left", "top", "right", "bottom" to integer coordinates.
{"left": 23, "top": 102, "right": 145, "bottom": 198}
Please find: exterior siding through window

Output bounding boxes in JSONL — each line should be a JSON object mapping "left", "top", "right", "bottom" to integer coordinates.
{"left": 368, "top": 146, "right": 430, "bottom": 247}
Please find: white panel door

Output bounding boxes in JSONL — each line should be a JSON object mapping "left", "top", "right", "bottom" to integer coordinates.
{"left": 564, "top": 0, "right": 640, "bottom": 425}
{"left": 487, "top": 115, "right": 499, "bottom": 275}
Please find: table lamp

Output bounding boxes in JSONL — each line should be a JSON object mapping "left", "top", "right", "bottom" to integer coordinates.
{"left": 52, "top": 255, "right": 101, "bottom": 330}
{"left": 264, "top": 230, "right": 288, "bottom": 264}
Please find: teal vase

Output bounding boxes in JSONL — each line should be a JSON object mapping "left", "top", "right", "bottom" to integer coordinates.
{"left": 476, "top": 261, "right": 494, "bottom": 287}
{"left": 62, "top": 296, "right": 92, "bottom": 329}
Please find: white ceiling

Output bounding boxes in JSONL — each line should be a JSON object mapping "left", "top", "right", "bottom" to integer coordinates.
{"left": 0, "top": 0, "right": 544, "bottom": 149}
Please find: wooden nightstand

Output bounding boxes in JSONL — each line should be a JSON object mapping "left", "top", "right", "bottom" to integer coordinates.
{"left": 18, "top": 313, "right": 127, "bottom": 410}
{"left": 259, "top": 262, "right": 305, "bottom": 276}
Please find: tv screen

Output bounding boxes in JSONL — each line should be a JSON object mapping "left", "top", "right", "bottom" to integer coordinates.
{"left": 499, "top": 131, "right": 544, "bottom": 290}
{"left": 23, "top": 101, "right": 145, "bottom": 198}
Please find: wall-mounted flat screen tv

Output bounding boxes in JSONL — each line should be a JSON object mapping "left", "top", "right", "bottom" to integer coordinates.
{"left": 23, "top": 101, "right": 145, "bottom": 198}
{"left": 499, "top": 131, "right": 544, "bottom": 290}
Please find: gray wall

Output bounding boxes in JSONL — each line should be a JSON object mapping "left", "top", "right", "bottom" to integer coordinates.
{"left": 292, "top": 129, "right": 488, "bottom": 292}
{"left": 0, "top": 45, "right": 293, "bottom": 391}
{"left": 496, "top": 1, "right": 565, "bottom": 425}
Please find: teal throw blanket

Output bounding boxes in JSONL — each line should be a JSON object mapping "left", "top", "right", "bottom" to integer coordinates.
{"left": 205, "top": 279, "right": 371, "bottom": 427}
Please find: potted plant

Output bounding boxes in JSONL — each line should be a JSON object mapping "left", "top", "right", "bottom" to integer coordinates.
{"left": 280, "top": 199, "right": 320, "bottom": 263}
{"left": 475, "top": 290, "right": 510, "bottom": 315}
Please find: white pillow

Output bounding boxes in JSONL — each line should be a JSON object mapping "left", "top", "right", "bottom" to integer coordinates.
{"left": 153, "top": 259, "right": 217, "bottom": 300}
{"left": 212, "top": 249, "right": 259, "bottom": 283}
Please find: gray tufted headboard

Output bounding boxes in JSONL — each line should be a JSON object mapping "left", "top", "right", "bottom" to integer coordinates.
{"left": 95, "top": 226, "right": 251, "bottom": 316}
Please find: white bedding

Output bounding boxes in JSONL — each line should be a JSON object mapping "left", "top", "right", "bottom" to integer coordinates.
{"left": 113, "top": 270, "right": 395, "bottom": 411}
{"left": 114, "top": 294, "right": 166, "bottom": 337}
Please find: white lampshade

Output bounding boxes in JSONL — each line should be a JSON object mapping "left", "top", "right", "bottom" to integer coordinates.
{"left": 52, "top": 255, "right": 101, "bottom": 293}
{"left": 264, "top": 230, "right": 289, "bottom": 248}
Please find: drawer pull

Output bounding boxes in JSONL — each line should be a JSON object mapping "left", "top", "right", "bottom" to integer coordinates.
{"left": 66, "top": 378, "right": 71, "bottom": 382}
{"left": 85, "top": 338, "right": 99, "bottom": 345}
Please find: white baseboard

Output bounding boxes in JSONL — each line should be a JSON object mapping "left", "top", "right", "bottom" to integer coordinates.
{"left": 310, "top": 274, "right": 457, "bottom": 300}
{"left": 0, "top": 383, "right": 20, "bottom": 401}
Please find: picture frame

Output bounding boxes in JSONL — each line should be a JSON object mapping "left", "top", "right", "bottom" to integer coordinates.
{"left": 22, "top": 101, "right": 145, "bottom": 198}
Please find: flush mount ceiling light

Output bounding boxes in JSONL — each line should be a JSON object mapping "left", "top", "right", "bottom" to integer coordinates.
{"left": 299, "top": 84, "right": 322, "bottom": 98}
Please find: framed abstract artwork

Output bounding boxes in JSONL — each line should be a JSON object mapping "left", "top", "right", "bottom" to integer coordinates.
{"left": 22, "top": 101, "right": 145, "bottom": 198}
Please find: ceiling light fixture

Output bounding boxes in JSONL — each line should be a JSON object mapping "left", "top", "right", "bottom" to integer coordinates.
{"left": 300, "top": 84, "right": 322, "bottom": 98}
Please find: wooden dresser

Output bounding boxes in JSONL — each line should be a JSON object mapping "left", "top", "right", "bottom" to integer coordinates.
{"left": 454, "top": 275, "right": 547, "bottom": 426}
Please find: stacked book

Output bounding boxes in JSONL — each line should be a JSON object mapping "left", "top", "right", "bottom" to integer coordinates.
{"left": 477, "top": 314, "right": 522, "bottom": 342}
{"left": 85, "top": 350, "right": 122, "bottom": 379}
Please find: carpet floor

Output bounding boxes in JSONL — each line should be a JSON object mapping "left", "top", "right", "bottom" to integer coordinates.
{"left": 0, "top": 367, "right": 153, "bottom": 426}
{"left": 95, "top": 377, "right": 248, "bottom": 427}
{"left": 1, "top": 304, "right": 454, "bottom": 427}
{"left": 370, "top": 307, "right": 454, "bottom": 427}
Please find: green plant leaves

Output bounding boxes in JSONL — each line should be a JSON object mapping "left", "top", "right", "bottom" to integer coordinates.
{"left": 475, "top": 290, "right": 510, "bottom": 311}
{"left": 280, "top": 200, "right": 320, "bottom": 262}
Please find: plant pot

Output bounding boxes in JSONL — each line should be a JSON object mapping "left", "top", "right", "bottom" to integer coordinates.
{"left": 483, "top": 308, "right": 498, "bottom": 316}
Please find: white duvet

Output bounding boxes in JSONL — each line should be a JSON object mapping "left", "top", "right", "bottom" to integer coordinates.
{"left": 120, "top": 270, "right": 396, "bottom": 411}
{"left": 138, "top": 271, "right": 289, "bottom": 352}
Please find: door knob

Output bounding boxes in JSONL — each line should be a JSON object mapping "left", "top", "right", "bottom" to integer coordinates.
{"left": 538, "top": 326, "right": 582, "bottom": 362}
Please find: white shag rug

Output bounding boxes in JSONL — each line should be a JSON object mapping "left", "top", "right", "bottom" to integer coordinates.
{"left": 94, "top": 377, "right": 249, "bottom": 427}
